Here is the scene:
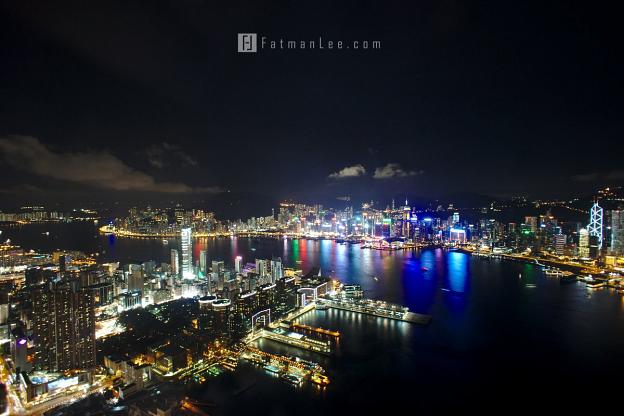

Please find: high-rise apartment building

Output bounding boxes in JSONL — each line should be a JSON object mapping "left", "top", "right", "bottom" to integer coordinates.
{"left": 31, "top": 280, "right": 96, "bottom": 371}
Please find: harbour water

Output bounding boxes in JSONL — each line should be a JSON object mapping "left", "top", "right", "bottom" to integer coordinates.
{"left": 3, "top": 222, "right": 624, "bottom": 413}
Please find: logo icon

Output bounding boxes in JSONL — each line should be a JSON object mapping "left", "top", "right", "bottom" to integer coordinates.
{"left": 238, "top": 33, "right": 257, "bottom": 53}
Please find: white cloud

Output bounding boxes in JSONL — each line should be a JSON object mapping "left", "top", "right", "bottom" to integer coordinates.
{"left": 373, "top": 163, "right": 422, "bottom": 179}
{"left": 0, "top": 135, "right": 219, "bottom": 193}
{"left": 328, "top": 164, "right": 366, "bottom": 179}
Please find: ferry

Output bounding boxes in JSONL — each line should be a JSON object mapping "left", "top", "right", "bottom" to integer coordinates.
{"left": 264, "top": 364, "right": 280, "bottom": 374}
{"left": 311, "top": 373, "right": 330, "bottom": 386}
{"left": 315, "top": 303, "right": 329, "bottom": 311}
{"left": 544, "top": 267, "right": 563, "bottom": 276}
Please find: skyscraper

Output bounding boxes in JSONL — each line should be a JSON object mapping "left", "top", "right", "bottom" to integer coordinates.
{"left": 587, "top": 201, "right": 604, "bottom": 249}
{"left": 579, "top": 228, "right": 590, "bottom": 259}
{"left": 270, "top": 258, "right": 283, "bottom": 283}
{"left": 31, "top": 280, "right": 96, "bottom": 371}
{"left": 611, "top": 210, "right": 624, "bottom": 257}
{"left": 180, "top": 227, "right": 193, "bottom": 280}
{"left": 199, "top": 250, "right": 208, "bottom": 275}
{"left": 170, "top": 249, "right": 179, "bottom": 276}
{"left": 234, "top": 256, "right": 243, "bottom": 274}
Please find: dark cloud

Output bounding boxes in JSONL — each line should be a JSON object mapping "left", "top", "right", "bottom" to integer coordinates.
{"left": 0, "top": 136, "right": 219, "bottom": 193}
{"left": 145, "top": 142, "right": 198, "bottom": 169}
{"left": 572, "top": 171, "right": 624, "bottom": 182}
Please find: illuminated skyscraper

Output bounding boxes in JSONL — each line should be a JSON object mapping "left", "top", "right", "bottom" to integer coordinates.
{"left": 181, "top": 227, "right": 193, "bottom": 280}
{"left": 611, "top": 210, "right": 624, "bottom": 256}
{"left": 270, "top": 258, "right": 283, "bottom": 283}
{"left": 402, "top": 199, "right": 411, "bottom": 238}
{"left": 234, "top": 256, "right": 243, "bottom": 274}
{"left": 170, "top": 249, "right": 179, "bottom": 276}
{"left": 199, "top": 250, "right": 208, "bottom": 275}
{"left": 587, "top": 201, "right": 604, "bottom": 249}
{"left": 579, "top": 228, "right": 590, "bottom": 258}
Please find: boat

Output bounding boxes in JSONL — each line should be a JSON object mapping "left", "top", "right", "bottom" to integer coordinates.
{"left": 524, "top": 284, "right": 537, "bottom": 288}
{"left": 315, "top": 303, "right": 329, "bottom": 310}
{"left": 441, "top": 288, "right": 450, "bottom": 292}
{"left": 311, "top": 373, "right": 330, "bottom": 386}
{"left": 544, "top": 267, "right": 562, "bottom": 276}
{"left": 373, "top": 276, "right": 379, "bottom": 281}
{"left": 162, "top": 239, "right": 168, "bottom": 245}
{"left": 586, "top": 280, "right": 606, "bottom": 289}
{"left": 421, "top": 267, "right": 429, "bottom": 271}
{"left": 264, "top": 364, "right": 280, "bottom": 374}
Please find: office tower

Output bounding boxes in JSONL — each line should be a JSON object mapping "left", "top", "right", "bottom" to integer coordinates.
{"left": 128, "top": 267, "right": 143, "bottom": 294}
{"left": 198, "top": 295, "right": 217, "bottom": 336}
{"left": 212, "top": 260, "right": 224, "bottom": 275}
{"left": 553, "top": 234, "right": 566, "bottom": 256}
{"left": 402, "top": 200, "right": 412, "bottom": 238}
{"left": 611, "top": 210, "right": 624, "bottom": 256}
{"left": 275, "top": 276, "right": 297, "bottom": 316}
{"left": 234, "top": 256, "right": 243, "bottom": 274}
{"left": 579, "top": 228, "right": 590, "bottom": 258}
{"left": 31, "top": 281, "right": 96, "bottom": 371}
{"left": 255, "top": 259, "right": 269, "bottom": 280}
{"left": 59, "top": 254, "right": 68, "bottom": 274}
{"left": 270, "top": 258, "right": 283, "bottom": 283}
{"left": 232, "top": 291, "right": 258, "bottom": 339}
{"left": 142, "top": 260, "right": 156, "bottom": 275}
{"left": 587, "top": 201, "right": 604, "bottom": 249}
{"left": 211, "top": 299, "right": 232, "bottom": 342}
{"left": 181, "top": 227, "right": 193, "bottom": 280}
{"left": 258, "top": 283, "right": 276, "bottom": 310}
{"left": 170, "top": 249, "right": 179, "bottom": 276}
{"left": 524, "top": 216, "right": 538, "bottom": 232}
{"left": 199, "top": 250, "right": 208, "bottom": 275}
{"left": 452, "top": 212, "right": 460, "bottom": 225}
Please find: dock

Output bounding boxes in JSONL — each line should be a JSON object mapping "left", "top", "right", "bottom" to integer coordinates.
{"left": 251, "top": 328, "right": 332, "bottom": 355}
{"left": 319, "top": 298, "right": 431, "bottom": 325}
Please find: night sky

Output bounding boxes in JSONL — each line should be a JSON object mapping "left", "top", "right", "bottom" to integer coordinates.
{"left": 1, "top": 1, "right": 622, "bottom": 213}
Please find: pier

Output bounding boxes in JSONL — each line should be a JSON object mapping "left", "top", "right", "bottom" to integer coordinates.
{"left": 319, "top": 298, "right": 431, "bottom": 325}
{"left": 251, "top": 328, "right": 332, "bottom": 355}
{"left": 290, "top": 323, "right": 340, "bottom": 340}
